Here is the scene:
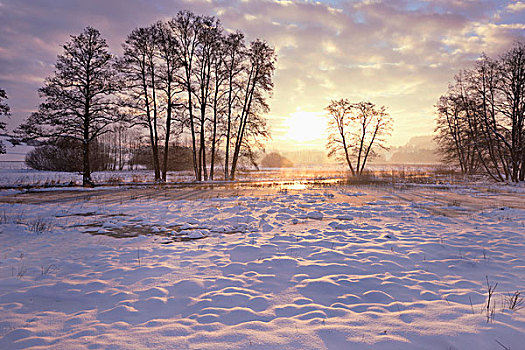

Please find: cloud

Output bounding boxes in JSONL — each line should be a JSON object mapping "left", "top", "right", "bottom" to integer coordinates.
{"left": 0, "top": 0, "right": 523, "bottom": 149}
{"left": 506, "top": 1, "right": 525, "bottom": 13}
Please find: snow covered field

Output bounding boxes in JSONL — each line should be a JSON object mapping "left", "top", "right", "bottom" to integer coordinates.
{"left": 0, "top": 169, "right": 197, "bottom": 187}
{"left": 0, "top": 164, "right": 449, "bottom": 188}
{"left": 0, "top": 183, "right": 524, "bottom": 349}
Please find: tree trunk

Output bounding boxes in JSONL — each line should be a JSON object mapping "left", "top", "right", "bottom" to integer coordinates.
{"left": 82, "top": 140, "right": 93, "bottom": 187}
{"left": 360, "top": 123, "right": 380, "bottom": 174}
{"left": 230, "top": 66, "right": 256, "bottom": 180}
{"left": 519, "top": 151, "right": 525, "bottom": 181}
{"left": 187, "top": 75, "right": 200, "bottom": 181}
{"left": 210, "top": 81, "right": 220, "bottom": 181}
{"left": 147, "top": 54, "right": 161, "bottom": 181}
{"left": 341, "top": 135, "right": 355, "bottom": 176}
{"left": 162, "top": 87, "right": 172, "bottom": 182}
{"left": 224, "top": 64, "right": 236, "bottom": 181}
{"left": 224, "top": 98, "right": 232, "bottom": 180}
{"left": 200, "top": 103, "right": 207, "bottom": 181}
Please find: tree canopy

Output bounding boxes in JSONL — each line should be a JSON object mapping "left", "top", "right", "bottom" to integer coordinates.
{"left": 17, "top": 27, "right": 123, "bottom": 186}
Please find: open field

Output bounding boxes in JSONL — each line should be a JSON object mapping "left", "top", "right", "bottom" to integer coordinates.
{"left": 0, "top": 164, "right": 456, "bottom": 188}
{"left": 1, "top": 174, "right": 525, "bottom": 349}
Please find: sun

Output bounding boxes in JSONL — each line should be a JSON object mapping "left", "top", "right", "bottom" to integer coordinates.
{"left": 284, "top": 110, "right": 327, "bottom": 143}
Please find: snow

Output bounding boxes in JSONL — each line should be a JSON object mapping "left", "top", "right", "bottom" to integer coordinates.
{"left": 0, "top": 183, "right": 524, "bottom": 349}
{"left": 0, "top": 169, "right": 198, "bottom": 187}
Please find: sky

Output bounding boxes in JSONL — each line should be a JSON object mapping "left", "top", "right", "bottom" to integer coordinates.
{"left": 0, "top": 0, "right": 524, "bottom": 151}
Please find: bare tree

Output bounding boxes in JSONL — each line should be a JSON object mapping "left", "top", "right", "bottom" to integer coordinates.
{"left": 326, "top": 99, "right": 355, "bottom": 174}
{"left": 0, "top": 88, "right": 10, "bottom": 154}
{"left": 326, "top": 99, "right": 392, "bottom": 176}
{"left": 435, "top": 94, "right": 479, "bottom": 174}
{"left": 17, "top": 27, "right": 121, "bottom": 186}
{"left": 156, "top": 21, "right": 184, "bottom": 181}
{"left": 119, "top": 26, "right": 162, "bottom": 180}
{"left": 223, "top": 32, "right": 246, "bottom": 180}
{"left": 229, "top": 39, "right": 276, "bottom": 180}
{"left": 499, "top": 42, "right": 525, "bottom": 181}
{"left": 193, "top": 16, "right": 221, "bottom": 181}
{"left": 208, "top": 34, "right": 228, "bottom": 180}
{"left": 463, "top": 57, "right": 513, "bottom": 181}
{"left": 170, "top": 11, "right": 201, "bottom": 181}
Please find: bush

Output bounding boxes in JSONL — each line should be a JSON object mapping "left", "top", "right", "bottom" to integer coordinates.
{"left": 25, "top": 138, "right": 112, "bottom": 172}
{"left": 130, "top": 145, "right": 194, "bottom": 171}
{"left": 261, "top": 152, "right": 293, "bottom": 168}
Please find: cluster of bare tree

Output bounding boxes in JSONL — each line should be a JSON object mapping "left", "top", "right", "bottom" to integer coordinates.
{"left": 17, "top": 11, "right": 275, "bottom": 186}
{"left": 119, "top": 11, "right": 275, "bottom": 182}
{"left": 96, "top": 124, "right": 143, "bottom": 171}
{"left": 325, "top": 99, "right": 392, "bottom": 175}
{"left": 435, "top": 42, "right": 525, "bottom": 182}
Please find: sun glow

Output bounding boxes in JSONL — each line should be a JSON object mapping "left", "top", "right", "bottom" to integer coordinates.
{"left": 284, "top": 110, "right": 327, "bottom": 143}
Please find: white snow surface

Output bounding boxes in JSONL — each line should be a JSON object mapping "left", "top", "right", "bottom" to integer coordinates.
{"left": 0, "top": 187, "right": 525, "bottom": 349}
{"left": 0, "top": 169, "right": 197, "bottom": 187}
